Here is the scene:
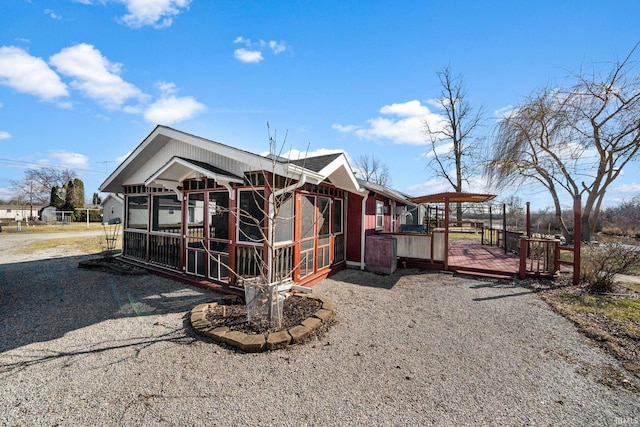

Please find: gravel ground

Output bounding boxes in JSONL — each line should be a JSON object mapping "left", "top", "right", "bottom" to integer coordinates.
{"left": 1, "top": 240, "right": 639, "bottom": 425}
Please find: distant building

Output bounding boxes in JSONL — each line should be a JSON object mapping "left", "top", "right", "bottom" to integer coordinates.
{"left": 0, "top": 204, "right": 46, "bottom": 221}
{"left": 101, "top": 193, "right": 123, "bottom": 224}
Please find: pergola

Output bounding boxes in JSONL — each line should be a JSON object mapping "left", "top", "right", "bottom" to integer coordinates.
{"left": 409, "top": 192, "right": 497, "bottom": 270}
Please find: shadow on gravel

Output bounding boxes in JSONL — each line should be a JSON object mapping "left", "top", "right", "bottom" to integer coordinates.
{"left": 327, "top": 268, "right": 417, "bottom": 289}
{"left": 0, "top": 255, "right": 219, "bottom": 354}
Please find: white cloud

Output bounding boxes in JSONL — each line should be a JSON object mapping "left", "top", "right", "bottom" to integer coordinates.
{"left": 422, "top": 141, "right": 454, "bottom": 158}
{"left": 45, "top": 9, "right": 62, "bottom": 19}
{"left": 406, "top": 178, "right": 452, "bottom": 196}
{"left": 82, "top": 0, "right": 192, "bottom": 28}
{"left": 49, "top": 43, "right": 145, "bottom": 110}
{"left": 48, "top": 150, "right": 90, "bottom": 169}
{"left": 116, "top": 151, "right": 132, "bottom": 163}
{"left": 406, "top": 172, "right": 490, "bottom": 197}
{"left": 269, "top": 41, "right": 287, "bottom": 54}
{"left": 0, "top": 130, "right": 11, "bottom": 140}
{"left": 333, "top": 100, "right": 445, "bottom": 145}
{"left": 143, "top": 94, "right": 205, "bottom": 124}
{"left": 0, "top": 46, "right": 69, "bottom": 101}
{"left": 494, "top": 105, "right": 516, "bottom": 120}
{"left": 233, "top": 36, "right": 288, "bottom": 63}
{"left": 155, "top": 80, "right": 177, "bottom": 95}
{"left": 612, "top": 182, "right": 640, "bottom": 194}
{"left": 234, "top": 48, "right": 263, "bottom": 64}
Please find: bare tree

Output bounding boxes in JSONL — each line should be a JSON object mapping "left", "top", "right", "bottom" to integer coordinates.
{"left": 485, "top": 46, "right": 640, "bottom": 242}
{"left": 424, "top": 66, "right": 483, "bottom": 224}
{"left": 353, "top": 153, "right": 392, "bottom": 186}
{"left": 11, "top": 166, "right": 76, "bottom": 205}
{"left": 501, "top": 195, "right": 524, "bottom": 230}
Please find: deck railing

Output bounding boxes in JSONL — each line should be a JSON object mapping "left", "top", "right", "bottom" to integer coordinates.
{"left": 518, "top": 238, "right": 560, "bottom": 278}
{"left": 482, "top": 227, "right": 524, "bottom": 253}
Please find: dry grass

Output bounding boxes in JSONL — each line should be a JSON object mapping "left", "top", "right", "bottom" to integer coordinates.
{"left": 2, "top": 222, "right": 105, "bottom": 234}
{"left": 21, "top": 235, "right": 122, "bottom": 255}
{"left": 540, "top": 280, "right": 640, "bottom": 378}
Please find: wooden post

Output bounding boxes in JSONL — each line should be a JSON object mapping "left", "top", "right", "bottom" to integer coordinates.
{"left": 489, "top": 205, "right": 493, "bottom": 245}
{"left": 526, "top": 202, "right": 531, "bottom": 238}
{"left": 228, "top": 191, "right": 237, "bottom": 288}
{"left": 519, "top": 237, "right": 527, "bottom": 279}
{"left": 573, "top": 195, "right": 581, "bottom": 286}
{"left": 503, "top": 203, "right": 507, "bottom": 254}
{"left": 444, "top": 199, "right": 450, "bottom": 270}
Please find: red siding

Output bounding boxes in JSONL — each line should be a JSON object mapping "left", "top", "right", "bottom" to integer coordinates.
{"left": 346, "top": 193, "right": 363, "bottom": 263}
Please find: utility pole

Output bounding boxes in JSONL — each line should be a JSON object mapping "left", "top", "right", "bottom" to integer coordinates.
{"left": 29, "top": 181, "right": 33, "bottom": 220}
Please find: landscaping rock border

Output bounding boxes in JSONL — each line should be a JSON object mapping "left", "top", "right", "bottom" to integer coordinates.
{"left": 189, "top": 293, "right": 335, "bottom": 352}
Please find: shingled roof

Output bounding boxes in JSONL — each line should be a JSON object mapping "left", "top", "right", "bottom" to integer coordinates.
{"left": 288, "top": 153, "right": 343, "bottom": 173}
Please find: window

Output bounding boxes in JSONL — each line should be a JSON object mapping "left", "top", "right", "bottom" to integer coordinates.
{"left": 238, "top": 190, "right": 264, "bottom": 243}
{"left": 274, "top": 193, "right": 294, "bottom": 243}
{"left": 333, "top": 198, "right": 343, "bottom": 234}
{"left": 152, "top": 194, "right": 182, "bottom": 233}
{"left": 376, "top": 201, "right": 384, "bottom": 230}
{"left": 126, "top": 195, "right": 148, "bottom": 230}
{"left": 209, "top": 191, "right": 229, "bottom": 240}
{"left": 318, "top": 197, "right": 331, "bottom": 236}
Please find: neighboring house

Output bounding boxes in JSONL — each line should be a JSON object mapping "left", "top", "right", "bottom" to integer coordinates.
{"left": 0, "top": 204, "right": 46, "bottom": 221}
{"left": 99, "top": 125, "right": 415, "bottom": 293}
{"left": 101, "top": 193, "right": 124, "bottom": 223}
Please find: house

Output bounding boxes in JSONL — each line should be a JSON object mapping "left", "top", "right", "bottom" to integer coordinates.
{"left": 0, "top": 204, "right": 46, "bottom": 221}
{"left": 99, "top": 125, "right": 415, "bottom": 293}
{"left": 101, "top": 193, "right": 123, "bottom": 223}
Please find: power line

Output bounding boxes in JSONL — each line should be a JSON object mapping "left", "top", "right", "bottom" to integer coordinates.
{"left": 0, "top": 158, "right": 105, "bottom": 174}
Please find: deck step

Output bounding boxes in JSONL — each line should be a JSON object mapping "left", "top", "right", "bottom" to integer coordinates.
{"left": 453, "top": 269, "right": 515, "bottom": 280}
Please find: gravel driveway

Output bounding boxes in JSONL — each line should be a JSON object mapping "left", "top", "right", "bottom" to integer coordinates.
{"left": 1, "top": 237, "right": 639, "bottom": 426}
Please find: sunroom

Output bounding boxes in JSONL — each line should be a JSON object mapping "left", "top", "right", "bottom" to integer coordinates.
{"left": 100, "top": 126, "right": 365, "bottom": 293}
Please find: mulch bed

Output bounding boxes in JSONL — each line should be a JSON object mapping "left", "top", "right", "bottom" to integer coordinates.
{"left": 205, "top": 295, "right": 319, "bottom": 335}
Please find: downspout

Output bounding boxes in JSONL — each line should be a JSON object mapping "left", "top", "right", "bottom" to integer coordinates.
{"left": 273, "top": 174, "right": 307, "bottom": 197}
{"left": 360, "top": 191, "right": 369, "bottom": 270}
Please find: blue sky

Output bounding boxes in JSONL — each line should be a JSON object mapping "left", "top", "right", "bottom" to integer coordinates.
{"left": 1, "top": 0, "right": 639, "bottom": 210}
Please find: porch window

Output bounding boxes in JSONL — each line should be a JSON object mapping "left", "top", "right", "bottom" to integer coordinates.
{"left": 317, "top": 197, "right": 331, "bottom": 269}
{"left": 152, "top": 194, "right": 182, "bottom": 234}
{"left": 333, "top": 198, "right": 343, "bottom": 234}
{"left": 376, "top": 201, "right": 384, "bottom": 230}
{"left": 126, "top": 195, "right": 148, "bottom": 230}
{"left": 209, "top": 191, "right": 229, "bottom": 240}
{"left": 238, "top": 190, "right": 265, "bottom": 243}
{"left": 274, "top": 193, "right": 294, "bottom": 243}
{"left": 187, "top": 193, "right": 205, "bottom": 237}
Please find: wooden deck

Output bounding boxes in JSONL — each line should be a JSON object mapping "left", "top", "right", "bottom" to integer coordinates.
{"left": 448, "top": 241, "right": 573, "bottom": 279}
{"left": 449, "top": 242, "right": 520, "bottom": 278}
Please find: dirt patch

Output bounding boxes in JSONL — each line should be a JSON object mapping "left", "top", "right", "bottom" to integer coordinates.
{"left": 205, "top": 295, "right": 319, "bottom": 335}
{"left": 78, "top": 257, "right": 148, "bottom": 275}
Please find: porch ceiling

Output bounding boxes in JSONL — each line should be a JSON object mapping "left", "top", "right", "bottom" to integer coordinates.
{"left": 410, "top": 192, "right": 496, "bottom": 204}
{"left": 145, "top": 156, "right": 244, "bottom": 189}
